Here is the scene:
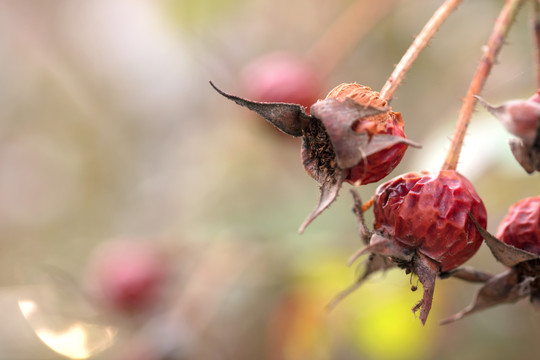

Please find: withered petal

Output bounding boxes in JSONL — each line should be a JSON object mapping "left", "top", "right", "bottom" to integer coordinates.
{"left": 210, "top": 81, "right": 312, "bottom": 136}
{"left": 469, "top": 213, "right": 539, "bottom": 267}
{"left": 310, "top": 98, "right": 421, "bottom": 169}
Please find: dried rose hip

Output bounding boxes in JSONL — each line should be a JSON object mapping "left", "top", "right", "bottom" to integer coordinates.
{"left": 497, "top": 196, "right": 540, "bottom": 254}
{"left": 356, "top": 170, "right": 487, "bottom": 324}
{"left": 442, "top": 197, "right": 540, "bottom": 324}
{"left": 475, "top": 94, "right": 540, "bottom": 173}
{"left": 241, "top": 52, "right": 321, "bottom": 110}
{"left": 211, "top": 81, "right": 419, "bottom": 232}
{"left": 307, "top": 83, "right": 408, "bottom": 185}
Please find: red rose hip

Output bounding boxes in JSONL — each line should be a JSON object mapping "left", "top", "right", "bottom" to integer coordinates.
{"left": 363, "top": 170, "right": 487, "bottom": 324}
{"left": 320, "top": 83, "right": 408, "bottom": 185}
{"left": 496, "top": 196, "right": 540, "bottom": 254}
{"left": 374, "top": 170, "right": 487, "bottom": 272}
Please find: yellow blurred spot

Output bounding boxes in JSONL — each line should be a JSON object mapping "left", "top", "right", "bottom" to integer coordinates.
{"left": 289, "top": 253, "right": 439, "bottom": 360}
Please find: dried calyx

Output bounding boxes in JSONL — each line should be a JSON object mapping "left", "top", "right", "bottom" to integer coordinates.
{"left": 331, "top": 170, "right": 487, "bottom": 325}
{"left": 475, "top": 92, "right": 540, "bottom": 173}
{"left": 211, "top": 81, "right": 420, "bottom": 232}
{"left": 442, "top": 196, "right": 540, "bottom": 324}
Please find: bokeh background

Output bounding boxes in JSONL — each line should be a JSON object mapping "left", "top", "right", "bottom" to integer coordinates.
{"left": 0, "top": 0, "right": 539, "bottom": 359}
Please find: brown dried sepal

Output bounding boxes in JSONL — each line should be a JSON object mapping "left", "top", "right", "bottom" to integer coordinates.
{"left": 441, "top": 217, "right": 540, "bottom": 324}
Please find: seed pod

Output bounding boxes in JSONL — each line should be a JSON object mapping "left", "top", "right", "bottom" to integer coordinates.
{"left": 353, "top": 170, "right": 487, "bottom": 324}
{"left": 441, "top": 197, "right": 540, "bottom": 324}
{"left": 475, "top": 94, "right": 540, "bottom": 173}
{"left": 211, "top": 81, "right": 420, "bottom": 232}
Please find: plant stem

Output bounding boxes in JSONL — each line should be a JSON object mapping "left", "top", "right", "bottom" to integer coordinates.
{"left": 380, "top": 0, "right": 462, "bottom": 101}
{"left": 532, "top": 0, "right": 540, "bottom": 88}
{"left": 306, "top": 0, "right": 399, "bottom": 81}
{"left": 441, "top": 0, "right": 526, "bottom": 171}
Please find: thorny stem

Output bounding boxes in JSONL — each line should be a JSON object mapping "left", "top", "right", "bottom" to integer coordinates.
{"left": 442, "top": 0, "right": 526, "bottom": 171}
{"left": 532, "top": 0, "right": 540, "bottom": 88}
{"left": 380, "top": 0, "right": 462, "bottom": 101}
{"left": 307, "top": 0, "right": 399, "bottom": 81}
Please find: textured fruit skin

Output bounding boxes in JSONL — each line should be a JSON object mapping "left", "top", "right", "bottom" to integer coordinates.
{"left": 373, "top": 170, "right": 487, "bottom": 272}
{"left": 325, "top": 83, "right": 408, "bottom": 184}
{"left": 496, "top": 196, "right": 540, "bottom": 254}
{"left": 241, "top": 52, "right": 321, "bottom": 110}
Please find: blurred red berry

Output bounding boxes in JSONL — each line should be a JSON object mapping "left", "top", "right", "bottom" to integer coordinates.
{"left": 241, "top": 52, "right": 322, "bottom": 110}
{"left": 496, "top": 196, "right": 540, "bottom": 254}
{"left": 85, "top": 240, "right": 170, "bottom": 314}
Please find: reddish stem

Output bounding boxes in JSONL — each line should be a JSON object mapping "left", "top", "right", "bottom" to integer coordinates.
{"left": 442, "top": 0, "right": 526, "bottom": 171}
{"left": 306, "top": 0, "right": 399, "bottom": 81}
{"left": 380, "top": 0, "right": 463, "bottom": 101}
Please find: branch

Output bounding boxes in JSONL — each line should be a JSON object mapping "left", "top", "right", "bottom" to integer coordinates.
{"left": 380, "top": 0, "right": 463, "bottom": 101}
{"left": 442, "top": 0, "right": 526, "bottom": 171}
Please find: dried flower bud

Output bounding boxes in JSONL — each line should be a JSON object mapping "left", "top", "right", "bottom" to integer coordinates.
{"left": 475, "top": 94, "right": 540, "bottom": 173}
{"left": 211, "top": 82, "right": 420, "bottom": 232}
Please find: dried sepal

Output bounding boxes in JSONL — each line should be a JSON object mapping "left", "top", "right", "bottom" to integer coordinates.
{"left": 443, "top": 216, "right": 540, "bottom": 324}
{"left": 210, "top": 81, "right": 311, "bottom": 136}
{"left": 412, "top": 253, "right": 439, "bottom": 325}
{"left": 470, "top": 213, "right": 538, "bottom": 267}
{"left": 326, "top": 253, "right": 396, "bottom": 311}
{"left": 298, "top": 171, "right": 345, "bottom": 233}
{"left": 508, "top": 136, "right": 540, "bottom": 173}
{"left": 310, "top": 98, "right": 420, "bottom": 169}
{"left": 327, "top": 191, "right": 395, "bottom": 311}
{"left": 439, "top": 266, "right": 493, "bottom": 283}
{"left": 440, "top": 269, "right": 521, "bottom": 325}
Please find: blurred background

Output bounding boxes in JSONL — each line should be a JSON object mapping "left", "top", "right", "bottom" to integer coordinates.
{"left": 0, "top": 0, "right": 539, "bottom": 359}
